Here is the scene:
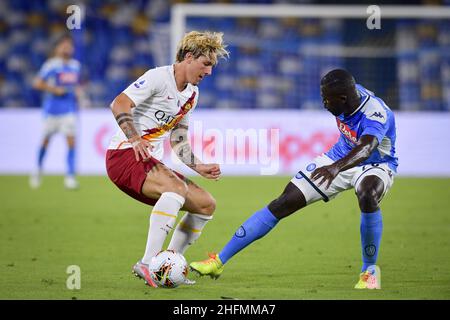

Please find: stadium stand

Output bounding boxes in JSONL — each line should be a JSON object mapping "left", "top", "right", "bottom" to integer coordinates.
{"left": 0, "top": 0, "right": 449, "bottom": 110}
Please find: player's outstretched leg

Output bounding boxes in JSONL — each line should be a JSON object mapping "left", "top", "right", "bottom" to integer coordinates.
{"left": 190, "top": 182, "right": 306, "bottom": 279}
{"left": 354, "top": 175, "right": 384, "bottom": 289}
{"left": 190, "top": 206, "right": 280, "bottom": 279}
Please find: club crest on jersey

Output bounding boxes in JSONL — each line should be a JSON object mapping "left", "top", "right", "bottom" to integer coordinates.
{"left": 133, "top": 79, "right": 146, "bottom": 88}
{"left": 337, "top": 119, "right": 358, "bottom": 143}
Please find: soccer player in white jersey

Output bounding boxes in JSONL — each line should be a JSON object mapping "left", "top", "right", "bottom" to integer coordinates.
{"left": 191, "top": 69, "right": 398, "bottom": 290}
{"left": 105, "top": 31, "right": 229, "bottom": 287}
{"left": 30, "top": 34, "right": 83, "bottom": 189}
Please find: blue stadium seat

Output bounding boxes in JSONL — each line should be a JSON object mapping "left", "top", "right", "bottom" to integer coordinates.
{"left": 1, "top": 0, "right": 448, "bottom": 110}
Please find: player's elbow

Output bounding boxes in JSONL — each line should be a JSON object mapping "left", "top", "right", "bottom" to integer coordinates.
{"left": 359, "top": 143, "right": 377, "bottom": 161}
{"left": 109, "top": 96, "right": 119, "bottom": 111}
{"left": 110, "top": 93, "right": 134, "bottom": 113}
{"left": 360, "top": 153, "right": 372, "bottom": 163}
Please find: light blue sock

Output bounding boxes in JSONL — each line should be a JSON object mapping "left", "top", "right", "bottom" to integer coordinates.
{"left": 67, "top": 147, "right": 76, "bottom": 176}
{"left": 219, "top": 206, "right": 279, "bottom": 265}
{"left": 360, "top": 210, "right": 383, "bottom": 272}
{"left": 38, "top": 146, "right": 47, "bottom": 170}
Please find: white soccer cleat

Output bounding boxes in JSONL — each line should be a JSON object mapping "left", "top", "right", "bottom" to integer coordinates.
{"left": 64, "top": 176, "right": 79, "bottom": 190}
{"left": 29, "top": 173, "right": 42, "bottom": 189}
{"left": 132, "top": 260, "right": 158, "bottom": 288}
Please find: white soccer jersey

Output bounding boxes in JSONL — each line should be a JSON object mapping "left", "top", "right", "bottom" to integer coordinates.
{"left": 108, "top": 65, "right": 199, "bottom": 160}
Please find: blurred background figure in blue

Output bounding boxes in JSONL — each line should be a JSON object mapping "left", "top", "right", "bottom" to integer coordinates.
{"left": 30, "top": 34, "right": 84, "bottom": 189}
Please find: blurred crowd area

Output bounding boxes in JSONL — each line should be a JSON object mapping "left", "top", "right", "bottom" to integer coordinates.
{"left": 0, "top": 0, "right": 449, "bottom": 111}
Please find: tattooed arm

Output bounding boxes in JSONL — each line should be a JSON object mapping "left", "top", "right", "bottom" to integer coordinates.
{"left": 170, "top": 124, "right": 221, "bottom": 180}
{"left": 170, "top": 124, "right": 199, "bottom": 169}
{"left": 110, "top": 93, "right": 153, "bottom": 161}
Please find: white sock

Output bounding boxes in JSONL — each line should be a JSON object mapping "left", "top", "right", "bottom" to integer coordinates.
{"left": 167, "top": 212, "right": 213, "bottom": 254}
{"left": 142, "top": 192, "right": 185, "bottom": 264}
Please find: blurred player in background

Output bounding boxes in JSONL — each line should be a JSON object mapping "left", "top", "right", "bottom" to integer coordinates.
{"left": 30, "top": 34, "right": 83, "bottom": 190}
{"left": 190, "top": 69, "right": 398, "bottom": 290}
{"left": 106, "top": 31, "right": 229, "bottom": 287}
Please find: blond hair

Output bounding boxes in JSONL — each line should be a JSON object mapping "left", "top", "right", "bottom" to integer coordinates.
{"left": 176, "top": 31, "right": 229, "bottom": 65}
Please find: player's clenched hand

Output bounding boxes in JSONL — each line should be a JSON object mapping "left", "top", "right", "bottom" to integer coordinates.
{"left": 310, "top": 164, "right": 340, "bottom": 189}
{"left": 196, "top": 163, "right": 221, "bottom": 181}
{"left": 129, "top": 137, "right": 154, "bottom": 162}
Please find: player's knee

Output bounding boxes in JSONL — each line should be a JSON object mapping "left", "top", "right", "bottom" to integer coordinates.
{"left": 198, "top": 195, "right": 216, "bottom": 216}
{"left": 357, "top": 188, "right": 379, "bottom": 212}
{"left": 268, "top": 196, "right": 298, "bottom": 220}
{"left": 268, "top": 184, "right": 307, "bottom": 219}
{"left": 267, "top": 198, "right": 285, "bottom": 219}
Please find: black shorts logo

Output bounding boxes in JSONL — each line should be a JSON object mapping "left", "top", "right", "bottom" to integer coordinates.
{"left": 365, "top": 244, "right": 377, "bottom": 257}
{"left": 235, "top": 226, "right": 246, "bottom": 238}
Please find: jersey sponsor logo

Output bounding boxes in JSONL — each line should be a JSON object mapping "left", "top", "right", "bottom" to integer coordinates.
{"left": 133, "top": 79, "right": 146, "bottom": 88}
{"left": 58, "top": 72, "right": 78, "bottom": 84}
{"left": 336, "top": 119, "right": 358, "bottom": 143}
{"left": 295, "top": 171, "right": 304, "bottom": 179}
{"left": 306, "top": 163, "right": 316, "bottom": 172}
{"left": 155, "top": 110, "right": 176, "bottom": 124}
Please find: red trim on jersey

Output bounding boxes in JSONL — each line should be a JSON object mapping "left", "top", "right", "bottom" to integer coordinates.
{"left": 142, "top": 91, "right": 196, "bottom": 141}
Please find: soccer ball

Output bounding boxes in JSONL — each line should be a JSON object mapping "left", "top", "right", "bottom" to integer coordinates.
{"left": 149, "top": 250, "right": 188, "bottom": 288}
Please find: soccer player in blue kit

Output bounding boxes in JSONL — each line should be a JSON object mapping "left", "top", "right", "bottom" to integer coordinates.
{"left": 190, "top": 69, "right": 398, "bottom": 289}
{"left": 30, "top": 34, "right": 83, "bottom": 189}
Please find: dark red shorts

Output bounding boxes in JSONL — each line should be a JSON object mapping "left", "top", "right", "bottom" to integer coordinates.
{"left": 106, "top": 148, "right": 185, "bottom": 206}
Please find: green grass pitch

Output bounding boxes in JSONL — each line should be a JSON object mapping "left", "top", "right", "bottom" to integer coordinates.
{"left": 0, "top": 175, "right": 449, "bottom": 300}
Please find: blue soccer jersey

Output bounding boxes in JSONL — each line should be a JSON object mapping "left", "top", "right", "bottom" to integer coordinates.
{"left": 37, "top": 57, "right": 81, "bottom": 115}
{"left": 325, "top": 84, "right": 399, "bottom": 172}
